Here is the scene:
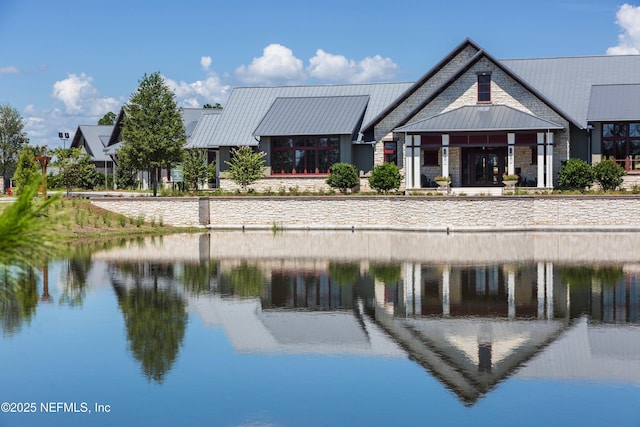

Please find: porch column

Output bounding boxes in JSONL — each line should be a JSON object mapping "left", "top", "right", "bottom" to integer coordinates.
{"left": 507, "top": 133, "right": 515, "bottom": 176}
{"left": 537, "top": 132, "right": 545, "bottom": 188}
{"left": 546, "top": 262, "right": 554, "bottom": 319}
{"left": 404, "top": 134, "right": 413, "bottom": 189}
{"left": 441, "top": 134, "right": 450, "bottom": 179}
{"left": 546, "top": 131, "right": 554, "bottom": 189}
{"left": 412, "top": 135, "right": 421, "bottom": 189}
{"left": 405, "top": 134, "right": 421, "bottom": 189}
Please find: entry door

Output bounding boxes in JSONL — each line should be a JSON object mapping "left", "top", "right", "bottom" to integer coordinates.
{"left": 464, "top": 148, "right": 506, "bottom": 186}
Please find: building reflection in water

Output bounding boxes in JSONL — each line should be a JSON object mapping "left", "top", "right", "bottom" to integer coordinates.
{"left": 94, "top": 233, "right": 640, "bottom": 405}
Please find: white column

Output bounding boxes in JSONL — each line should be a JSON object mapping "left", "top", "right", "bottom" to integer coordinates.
{"left": 537, "top": 132, "right": 545, "bottom": 188}
{"left": 537, "top": 262, "right": 545, "bottom": 319}
{"left": 413, "top": 135, "right": 422, "bottom": 189}
{"left": 414, "top": 264, "right": 422, "bottom": 316}
{"left": 405, "top": 134, "right": 414, "bottom": 189}
{"left": 546, "top": 132, "right": 554, "bottom": 189}
{"left": 441, "top": 134, "right": 450, "bottom": 179}
{"left": 507, "top": 133, "right": 515, "bottom": 176}
{"left": 507, "top": 270, "right": 516, "bottom": 319}
{"left": 442, "top": 266, "right": 450, "bottom": 317}
{"left": 546, "top": 262, "right": 554, "bottom": 319}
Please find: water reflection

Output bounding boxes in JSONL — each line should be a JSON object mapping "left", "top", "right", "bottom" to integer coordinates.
{"left": 4, "top": 232, "right": 640, "bottom": 408}
{"left": 110, "top": 262, "right": 188, "bottom": 383}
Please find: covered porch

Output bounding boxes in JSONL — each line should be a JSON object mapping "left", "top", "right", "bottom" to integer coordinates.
{"left": 396, "top": 105, "right": 564, "bottom": 192}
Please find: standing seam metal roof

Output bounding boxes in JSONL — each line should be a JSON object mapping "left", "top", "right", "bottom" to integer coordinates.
{"left": 587, "top": 84, "right": 640, "bottom": 122}
{"left": 189, "top": 83, "right": 413, "bottom": 148}
{"left": 253, "top": 96, "right": 369, "bottom": 137}
{"left": 71, "top": 125, "right": 114, "bottom": 162}
{"left": 395, "top": 105, "right": 563, "bottom": 133}
{"left": 502, "top": 55, "right": 640, "bottom": 128}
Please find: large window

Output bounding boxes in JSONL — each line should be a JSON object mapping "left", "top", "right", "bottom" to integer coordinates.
{"left": 271, "top": 136, "right": 340, "bottom": 174}
{"left": 602, "top": 123, "right": 640, "bottom": 171}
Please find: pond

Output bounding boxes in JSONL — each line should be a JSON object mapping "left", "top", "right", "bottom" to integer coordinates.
{"left": 1, "top": 232, "right": 639, "bottom": 427}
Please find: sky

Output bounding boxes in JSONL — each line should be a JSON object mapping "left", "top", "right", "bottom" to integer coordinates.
{"left": 1, "top": 0, "right": 640, "bottom": 149}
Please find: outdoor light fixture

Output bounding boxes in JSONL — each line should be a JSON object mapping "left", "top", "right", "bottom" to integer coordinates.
{"left": 58, "top": 131, "right": 70, "bottom": 148}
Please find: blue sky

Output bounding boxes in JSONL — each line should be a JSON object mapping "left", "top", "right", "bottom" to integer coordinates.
{"left": 1, "top": 0, "right": 639, "bottom": 149}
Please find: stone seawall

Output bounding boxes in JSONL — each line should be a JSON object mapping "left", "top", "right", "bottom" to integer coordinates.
{"left": 91, "top": 195, "right": 640, "bottom": 232}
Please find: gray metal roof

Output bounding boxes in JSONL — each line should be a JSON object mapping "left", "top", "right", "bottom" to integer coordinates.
{"left": 70, "top": 125, "right": 114, "bottom": 162}
{"left": 185, "top": 113, "right": 222, "bottom": 149}
{"left": 395, "top": 105, "right": 563, "bottom": 133}
{"left": 587, "top": 84, "right": 640, "bottom": 122}
{"left": 253, "top": 95, "right": 369, "bottom": 137}
{"left": 189, "top": 82, "right": 413, "bottom": 148}
{"left": 502, "top": 55, "right": 640, "bottom": 128}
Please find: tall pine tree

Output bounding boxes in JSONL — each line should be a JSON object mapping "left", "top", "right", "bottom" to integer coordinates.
{"left": 120, "top": 72, "right": 186, "bottom": 196}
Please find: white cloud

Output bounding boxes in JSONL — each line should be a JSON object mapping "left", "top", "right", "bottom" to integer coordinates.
{"left": 51, "top": 73, "right": 119, "bottom": 116}
{"left": 235, "top": 44, "right": 305, "bottom": 85}
{"left": 200, "top": 56, "right": 212, "bottom": 70}
{"left": 0, "top": 66, "right": 19, "bottom": 75}
{"left": 607, "top": 3, "right": 640, "bottom": 54}
{"left": 308, "top": 49, "right": 399, "bottom": 83}
{"left": 164, "top": 56, "right": 231, "bottom": 108}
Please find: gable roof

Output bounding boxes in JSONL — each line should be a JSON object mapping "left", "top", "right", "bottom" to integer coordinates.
{"left": 502, "top": 55, "right": 640, "bottom": 128}
{"left": 395, "top": 105, "right": 563, "bottom": 133}
{"left": 363, "top": 39, "right": 577, "bottom": 135}
{"left": 587, "top": 84, "right": 640, "bottom": 122}
{"left": 70, "top": 125, "right": 114, "bottom": 162}
{"left": 253, "top": 95, "right": 369, "bottom": 137}
{"left": 188, "top": 82, "right": 413, "bottom": 148}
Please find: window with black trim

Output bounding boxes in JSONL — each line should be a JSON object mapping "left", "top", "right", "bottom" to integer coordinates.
{"left": 423, "top": 148, "right": 439, "bottom": 166}
{"left": 602, "top": 122, "right": 640, "bottom": 171}
{"left": 271, "top": 136, "right": 340, "bottom": 174}
{"left": 384, "top": 141, "right": 398, "bottom": 165}
{"left": 478, "top": 73, "right": 491, "bottom": 103}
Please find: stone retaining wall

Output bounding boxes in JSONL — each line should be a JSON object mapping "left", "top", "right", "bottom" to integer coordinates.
{"left": 91, "top": 195, "right": 640, "bottom": 231}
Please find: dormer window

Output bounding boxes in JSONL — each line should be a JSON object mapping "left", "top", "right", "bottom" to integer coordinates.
{"left": 477, "top": 73, "right": 491, "bottom": 103}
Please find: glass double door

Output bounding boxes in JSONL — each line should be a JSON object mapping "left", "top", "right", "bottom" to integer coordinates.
{"left": 463, "top": 147, "right": 507, "bottom": 186}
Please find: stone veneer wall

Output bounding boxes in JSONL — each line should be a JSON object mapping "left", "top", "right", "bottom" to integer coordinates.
{"left": 92, "top": 195, "right": 640, "bottom": 231}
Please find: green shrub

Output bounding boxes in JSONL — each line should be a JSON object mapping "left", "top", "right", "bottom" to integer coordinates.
{"left": 369, "top": 163, "right": 402, "bottom": 193}
{"left": 557, "top": 158, "right": 594, "bottom": 192}
{"left": 592, "top": 159, "right": 625, "bottom": 191}
{"left": 326, "top": 163, "right": 359, "bottom": 194}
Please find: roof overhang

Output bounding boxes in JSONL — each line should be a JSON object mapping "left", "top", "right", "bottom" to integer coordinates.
{"left": 587, "top": 84, "right": 640, "bottom": 122}
{"left": 395, "top": 105, "right": 564, "bottom": 133}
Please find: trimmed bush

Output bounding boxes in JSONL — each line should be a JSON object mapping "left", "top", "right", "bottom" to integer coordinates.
{"left": 592, "top": 159, "right": 625, "bottom": 191}
{"left": 369, "top": 162, "right": 402, "bottom": 193}
{"left": 557, "top": 158, "right": 594, "bottom": 192}
{"left": 326, "top": 163, "right": 359, "bottom": 193}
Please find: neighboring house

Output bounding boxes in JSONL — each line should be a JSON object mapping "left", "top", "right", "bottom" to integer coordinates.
{"left": 70, "top": 124, "right": 115, "bottom": 176}
{"left": 101, "top": 107, "right": 220, "bottom": 189}
{"left": 188, "top": 38, "right": 640, "bottom": 191}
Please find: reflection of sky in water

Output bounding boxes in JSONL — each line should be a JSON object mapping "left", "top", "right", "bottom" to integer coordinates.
{"left": 1, "top": 233, "right": 640, "bottom": 427}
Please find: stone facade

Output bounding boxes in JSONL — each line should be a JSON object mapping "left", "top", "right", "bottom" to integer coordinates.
{"left": 92, "top": 195, "right": 640, "bottom": 231}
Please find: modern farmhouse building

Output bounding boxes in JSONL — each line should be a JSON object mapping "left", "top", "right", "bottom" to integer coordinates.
{"left": 74, "top": 38, "right": 640, "bottom": 193}
{"left": 187, "top": 38, "right": 640, "bottom": 192}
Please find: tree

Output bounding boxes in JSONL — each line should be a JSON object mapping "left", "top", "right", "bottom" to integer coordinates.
{"left": 592, "top": 159, "right": 625, "bottom": 191}
{"left": 120, "top": 72, "right": 186, "bottom": 196}
{"left": 326, "top": 162, "right": 359, "bottom": 193}
{"left": 13, "top": 146, "right": 39, "bottom": 195}
{"left": 203, "top": 103, "right": 222, "bottom": 109}
{"left": 369, "top": 162, "right": 402, "bottom": 193}
{"left": 225, "top": 146, "right": 265, "bottom": 192}
{"left": 51, "top": 147, "right": 95, "bottom": 196}
{"left": 182, "top": 149, "right": 208, "bottom": 192}
{"left": 0, "top": 104, "right": 29, "bottom": 192}
{"left": 98, "top": 111, "right": 117, "bottom": 125}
